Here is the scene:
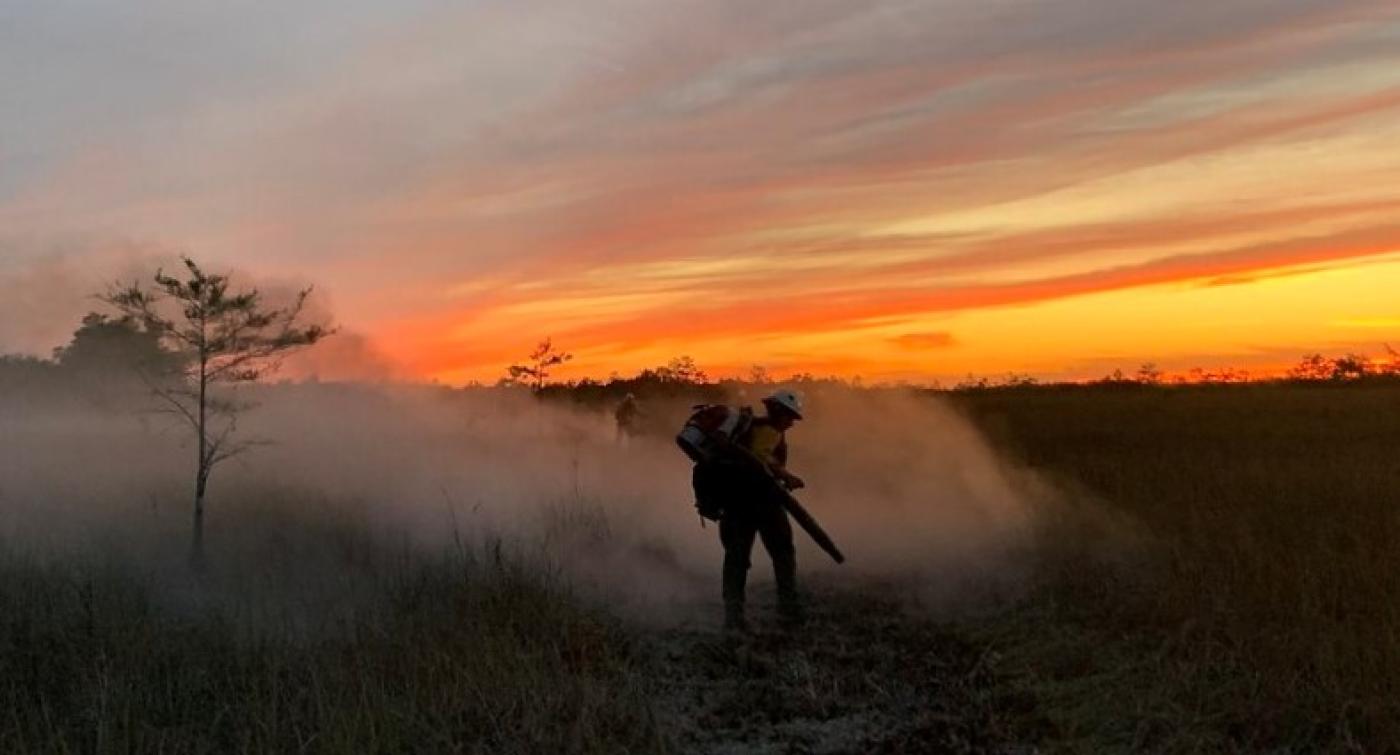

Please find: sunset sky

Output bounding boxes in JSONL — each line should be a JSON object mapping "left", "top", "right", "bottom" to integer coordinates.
{"left": 5, "top": 1, "right": 1400, "bottom": 384}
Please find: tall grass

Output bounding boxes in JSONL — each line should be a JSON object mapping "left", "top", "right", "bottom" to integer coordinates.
{"left": 957, "top": 382, "right": 1400, "bottom": 751}
{"left": 0, "top": 498, "right": 663, "bottom": 754}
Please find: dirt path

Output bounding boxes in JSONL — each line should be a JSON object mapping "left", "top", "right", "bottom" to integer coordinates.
{"left": 648, "top": 585, "right": 1049, "bottom": 754}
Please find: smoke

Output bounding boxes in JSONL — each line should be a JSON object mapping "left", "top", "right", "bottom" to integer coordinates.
{"left": 793, "top": 390, "right": 1042, "bottom": 605}
{"left": 277, "top": 332, "right": 399, "bottom": 383}
{"left": 0, "top": 250, "right": 106, "bottom": 356}
{"left": 0, "top": 375, "right": 1051, "bottom": 627}
{"left": 218, "top": 384, "right": 1051, "bottom": 619}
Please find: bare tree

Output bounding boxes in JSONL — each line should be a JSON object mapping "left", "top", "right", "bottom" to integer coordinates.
{"left": 506, "top": 338, "right": 572, "bottom": 392}
{"left": 105, "top": 257, "right": 331, "bottom": 565}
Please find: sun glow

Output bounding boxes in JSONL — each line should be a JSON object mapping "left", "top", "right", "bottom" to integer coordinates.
{"left": 4, "top": 3, "right": 1400, "bottom": 385}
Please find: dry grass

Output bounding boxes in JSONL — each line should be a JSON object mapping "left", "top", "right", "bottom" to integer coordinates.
{"left": 0, "top": 504, "right": 663, "bottom": 754}
{"left": 956, "top": 381, "right": 1400, "bottom": 752}
{"left": 6, "top": 380, "right": 1398, "bottom": 753}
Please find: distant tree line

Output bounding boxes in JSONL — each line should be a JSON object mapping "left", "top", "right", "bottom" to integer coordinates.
{"left": 489, "top": 337, "right": 1400, "bottom": 401}
{"left": 948, "top": 349, "right": 1400, "bottom": 392}
{"left": 0, "top": 313, "right": 182, "bottom": 411}
{"left": 1287, "top": 349, "right": 1399, "bottom": 382}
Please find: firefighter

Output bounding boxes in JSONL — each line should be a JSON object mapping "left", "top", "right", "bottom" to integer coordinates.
{"left": 719, "top": 389, "right": 805, "bottom": 632}
{"left": 614, "top": 392, "right": 641, "bottom": 445}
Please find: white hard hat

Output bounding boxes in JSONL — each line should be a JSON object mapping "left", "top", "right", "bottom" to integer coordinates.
{"left": 763, "top": 389, "right": 804, "bottom": 419}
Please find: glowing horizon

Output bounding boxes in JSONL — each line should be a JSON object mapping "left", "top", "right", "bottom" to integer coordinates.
{"left": 4, "top": 1, "right": 1400, "bottom": 385}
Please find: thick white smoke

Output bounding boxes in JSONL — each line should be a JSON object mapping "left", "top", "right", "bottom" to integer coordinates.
{"left": 0, "top": 379, "right": 1049, "bottom": 624}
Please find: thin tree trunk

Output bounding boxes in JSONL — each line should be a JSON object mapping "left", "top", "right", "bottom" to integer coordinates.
{"left": 191, "top": 474, "right": 206, "bottom": 569}
{"left": 191, "top": 353, "right": 208, "bottom": 569}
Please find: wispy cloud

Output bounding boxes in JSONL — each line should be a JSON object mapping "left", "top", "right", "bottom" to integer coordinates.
{"left": 890, "top": 332, "right": 957, "bottom": 351}
{"left": 4, "top": 0, "right": 1400, "bottom": 380}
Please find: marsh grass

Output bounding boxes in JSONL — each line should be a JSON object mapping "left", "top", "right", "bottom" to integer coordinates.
{"left": 957, "top": 381, "right": 1400, "bottom": 752}
{"left": 8, "top": 380, "right": 1400, "bottom": 753}
{"left": 0, "top": 499, "right": 663, "bottom": 754}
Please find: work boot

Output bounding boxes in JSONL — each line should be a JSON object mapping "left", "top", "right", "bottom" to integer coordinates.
{"left": 723, "top": 602, "right": 750, "bottom": 634}
{"left": 773, "top": 552, "right": 803, "bottom": 628}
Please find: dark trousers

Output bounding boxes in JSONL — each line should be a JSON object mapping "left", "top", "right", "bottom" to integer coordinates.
{"left": 720, "top": 498, "right": 798, "bottom": 616}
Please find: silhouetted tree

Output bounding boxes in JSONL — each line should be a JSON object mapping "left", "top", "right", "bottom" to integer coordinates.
{"left": 1220, "top": 368, "right": 1249, "bottom": 384}
{"left": 0, "top": 354, "right": 57, "bottom": 398}
{"left": 632, "top": 355, "right": 709, "bottom": 387}
{"left": 1331, "top": 354, "right": 1370, "bottom": 381}
{"left": 1135, "top": 363, "right": 1164, "bottom": 385}
{"left": 1290, "top": 353, "right": 1332, "bottom": 381}
{"left": 955, "top": 374, "right": 990, "bottom": 391}
{"left": 506, "top": 338, "right": 572, "bottom": 392}
{"left": 659, "top": 355, "right": 707, "bottom": 384}
{"left": 1002, "top": 373, "right": 1038, "bottom": 388}
{"left": 1382, "top": 344, "right": 1400, "bottom": 377}
{"left": 105, "top": 257, "right": 331, "bottom": 566}
{"left": 55, "top": 312, "right": 187, "bottom": 384}
{"left": 48, "top": 313, "right": 185, "bottom": 411}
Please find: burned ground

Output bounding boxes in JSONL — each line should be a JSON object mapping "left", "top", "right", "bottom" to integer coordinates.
{"left": 652, "top": 583, "right": 1047, "bottom": 754}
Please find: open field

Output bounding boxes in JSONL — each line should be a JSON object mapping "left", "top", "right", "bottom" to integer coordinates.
{"left": 955, "top": 381, "right": 1400, "bottom": 752}
{"left": 11, "top": 2, "right": 1400, "bottom": 752}
{"left": 3, "top": 380, "right": 1398, "bottom": 753}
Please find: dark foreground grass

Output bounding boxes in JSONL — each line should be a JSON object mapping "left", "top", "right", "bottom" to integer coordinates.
{"left": 655, "top": 584, "right": 1048, "bottom": 754}
{"left": 0, "top": 544, "right": 662, "bottom": 754}
{"left": 955, "top": 381, "right": 1400, "bottom": 753}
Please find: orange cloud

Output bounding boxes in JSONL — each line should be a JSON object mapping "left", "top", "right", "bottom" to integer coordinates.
{"left": 6, "top": 1, "right": 1400, "bottom": 384}
{"left": 889, "top": 332, "right": 957, "bottom": 351}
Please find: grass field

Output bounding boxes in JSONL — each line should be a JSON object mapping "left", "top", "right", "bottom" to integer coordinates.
{"left": 3, "top": 380, "right": 1398, "bottom": 753}
{"left": 955, "top": 381, "right": 1400, "bottom": 752}
{"left": 0, "top": 522, "right": 662, "bottom": 754}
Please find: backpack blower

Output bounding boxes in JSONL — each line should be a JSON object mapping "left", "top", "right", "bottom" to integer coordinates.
{"left": 678, "top": 405, "right": 846, "bottom": 564}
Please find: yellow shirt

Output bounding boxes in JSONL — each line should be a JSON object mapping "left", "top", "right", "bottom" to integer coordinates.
{"left": 745, "top": 424, "right": 786, "bottom": 470}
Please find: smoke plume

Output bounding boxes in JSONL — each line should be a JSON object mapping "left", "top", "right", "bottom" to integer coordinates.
{"left": 0, "top": 376, "right": 1049, "bottom": 625}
